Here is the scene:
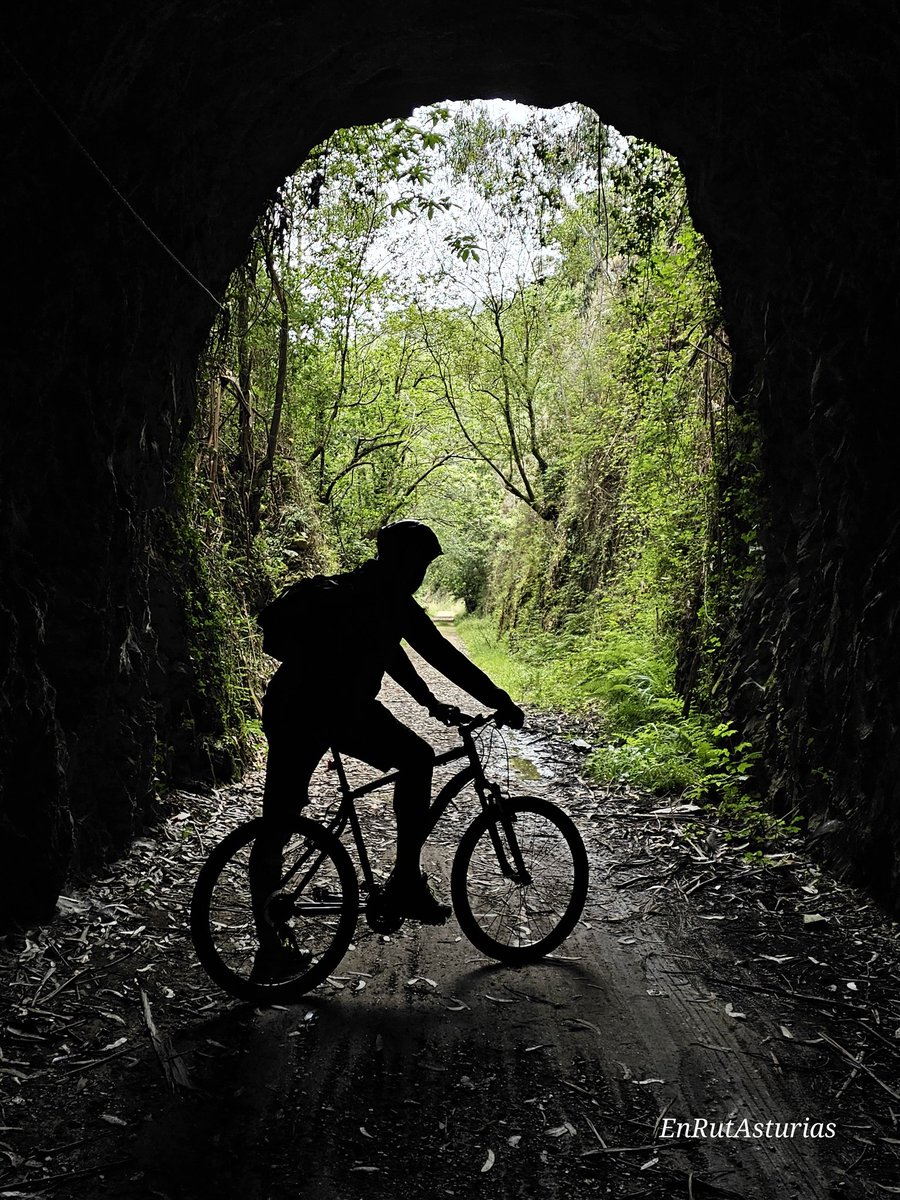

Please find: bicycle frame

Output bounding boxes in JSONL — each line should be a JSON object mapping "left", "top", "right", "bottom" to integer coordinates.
{"left": 196, "top": 714, "right": 587, "bottom": 999}
{"left": 326, "top": 715, "right": 492, "bottom": 892}
{"left": 277, "top": 714, "right": 531, "bottom": 915}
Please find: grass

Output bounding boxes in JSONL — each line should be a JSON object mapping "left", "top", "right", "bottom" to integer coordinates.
{"left": 454, "top": 612, "right": 798, "bottom": 851}
{"left": 452, "top": 615, "right": 531, "bottom": 698}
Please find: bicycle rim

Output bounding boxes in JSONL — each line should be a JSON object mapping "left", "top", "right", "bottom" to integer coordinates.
{"left": 451, "top": 796, "right": 588, "bottom": 963}
{"left": 191, "top": 817, "right": 359, "bottom": 1003}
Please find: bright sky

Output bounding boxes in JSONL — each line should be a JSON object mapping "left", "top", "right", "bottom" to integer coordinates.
{"left": 368, "top": 99, "right": 585, "bottom": 309}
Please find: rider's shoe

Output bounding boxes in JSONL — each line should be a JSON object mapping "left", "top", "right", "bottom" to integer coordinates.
{"left": 385, "top": 871, "right": 452, "bottom": 925}
{"left": 249, "top": 930, "right": 312, "bottom": 983}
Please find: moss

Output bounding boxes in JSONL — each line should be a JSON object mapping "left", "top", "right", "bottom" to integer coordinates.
{"left": 153, "top": 488, "right": 267, "bottom": 787}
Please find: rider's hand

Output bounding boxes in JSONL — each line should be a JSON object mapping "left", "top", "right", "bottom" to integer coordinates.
{"left": 494, "top": 695, "right": 525, "bottom": 729}
{"left": 429, "top": 701, "right": 461, "bottom": 726}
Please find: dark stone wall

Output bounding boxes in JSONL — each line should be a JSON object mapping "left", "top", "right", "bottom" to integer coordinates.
{"left": 1, "top": 2, "right": 899, "bottom": 921}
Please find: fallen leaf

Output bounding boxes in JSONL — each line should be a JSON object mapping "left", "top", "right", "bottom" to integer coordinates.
{"left": 568, "top": 1018, "right": 603, "bottom": 1036}
{"left": 724, "top": 1002, "right": 746, "bottom": 1020}
{"left": 508, "top": 1135, "right": 521, "bottom": 1147}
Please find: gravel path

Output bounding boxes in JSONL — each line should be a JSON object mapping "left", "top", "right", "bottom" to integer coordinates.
{"left": 2, "top": 630, "right": 899, "bottom": 1198}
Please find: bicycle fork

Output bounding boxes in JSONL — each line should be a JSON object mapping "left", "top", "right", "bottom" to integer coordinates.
{"left": 467, "top": 738, "right": 533, "bottom": 885}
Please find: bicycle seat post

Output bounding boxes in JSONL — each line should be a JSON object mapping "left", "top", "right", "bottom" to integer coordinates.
{"left": 329, "top": 749, "right": 352, "bottom": 801}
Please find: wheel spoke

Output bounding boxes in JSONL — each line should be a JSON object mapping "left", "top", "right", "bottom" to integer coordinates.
{"left": 452, "top": 798, "right": 587, "bottom": 961}
{"left": 191, "top": 818, "right": 358, "bottom": 1001}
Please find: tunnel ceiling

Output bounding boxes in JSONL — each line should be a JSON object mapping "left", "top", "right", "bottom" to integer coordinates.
{"left": 2, "top": 2, "right": 900, "bottom": 923}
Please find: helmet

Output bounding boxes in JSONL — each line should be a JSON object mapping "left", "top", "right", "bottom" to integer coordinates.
{"left": 376, "top": 520, "right": 443, "bottom": 564}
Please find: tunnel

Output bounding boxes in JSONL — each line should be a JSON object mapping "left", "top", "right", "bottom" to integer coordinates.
{"left": 1, "top": 2, "right": 898, "bottom": 924}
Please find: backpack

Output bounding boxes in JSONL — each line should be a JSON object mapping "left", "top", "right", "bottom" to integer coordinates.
{"left": 257, "top": 574, "right": 348, "bottom": 663}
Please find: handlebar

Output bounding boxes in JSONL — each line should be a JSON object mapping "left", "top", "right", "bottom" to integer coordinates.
{"left": 451, "top": 710, "right": 511, "bottom": 732}
{"left": 434, "top": 707, "right": 523, "bottom": 732}
{"left": 454, "top": 710, "right": 490, "bottom": 731}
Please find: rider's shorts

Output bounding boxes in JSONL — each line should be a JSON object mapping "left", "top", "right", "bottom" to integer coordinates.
{"left": 261, "top": 697, "right": 433, "bottom": 821}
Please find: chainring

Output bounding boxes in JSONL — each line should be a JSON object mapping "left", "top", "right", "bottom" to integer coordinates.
{"left": 365, "top": 883, "right": 405, "bottom": 934}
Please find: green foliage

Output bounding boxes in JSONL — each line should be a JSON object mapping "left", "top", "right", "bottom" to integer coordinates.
{"left": 457, "top": 616, "right": 769, "bottom": 837}
{"left": 505, "top": 624, "right": 681, "bottom": 726}
{"left": 587, "top": 720, "right": 713, "bottom": 795}
{"left": 586, "top": 718, "right": 762, "bottom": 801}
{"left": 182, "top": 100, "right": 766, "bottom": 829}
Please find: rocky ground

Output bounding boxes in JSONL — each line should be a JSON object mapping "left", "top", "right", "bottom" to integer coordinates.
{"left": 3, "top": 640, "right": 900, "bottom": 1199}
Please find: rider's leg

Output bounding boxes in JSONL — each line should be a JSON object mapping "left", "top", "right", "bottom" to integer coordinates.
{"left": 390, "top": 735, "right": 435, "bottom": 886}
{"left": 334, "top": 701, "right": 435, "bottom": 887}
{"left": 250, "top": 712, "right": 327, "bottom": 951}
{"left": 387, "top": 733, "right": 451, "bottom": 922}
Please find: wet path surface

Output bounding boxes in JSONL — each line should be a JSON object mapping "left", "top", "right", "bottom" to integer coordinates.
{"left": 2, "top": 633, "right": 900, "bottom": 1198}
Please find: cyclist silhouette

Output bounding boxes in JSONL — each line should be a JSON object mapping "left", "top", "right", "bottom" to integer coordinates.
{"left": 251, "top": 520, "right": 524, "bottom": 978}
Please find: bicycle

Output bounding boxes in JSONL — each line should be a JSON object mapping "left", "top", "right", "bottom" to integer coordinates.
{"left": 190, "top": 712, "right": 589, "bottom": 1003}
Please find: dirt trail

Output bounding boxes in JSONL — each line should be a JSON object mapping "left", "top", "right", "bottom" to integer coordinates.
{"left": 2, "top": 630, "right": 898, "bottom": 1198}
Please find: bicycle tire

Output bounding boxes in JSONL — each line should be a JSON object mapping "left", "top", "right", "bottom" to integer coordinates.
{"left": 451, "top": 796, "right": 588, "bottom": 963}
{"left": 190, "top": 817, "right": 359, "bottom": 1003}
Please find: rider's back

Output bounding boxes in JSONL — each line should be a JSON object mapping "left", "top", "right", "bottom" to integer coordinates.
{"left": 260, "top": 561, "right": 417, "bottom": 710}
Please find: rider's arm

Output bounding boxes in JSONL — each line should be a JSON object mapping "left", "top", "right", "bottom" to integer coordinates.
{"left": 385, "top": 644, "right": 440, "bottom": 710}
{"left": 401, "top": 601, "right": 512, "bottom": 711}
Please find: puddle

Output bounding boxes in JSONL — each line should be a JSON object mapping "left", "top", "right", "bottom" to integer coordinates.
{"left": 509, "top": 754, "right": 541, "bottom": 781}
{"left": 506, "top": 729, "right": 557, "bottom": 780}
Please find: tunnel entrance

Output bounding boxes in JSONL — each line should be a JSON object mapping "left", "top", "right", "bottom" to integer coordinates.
{"left": 2, "top": 4, "right": 899, "bottom": 923}
{"left": 194, "top": 97, "right": 737, "bottom": 815}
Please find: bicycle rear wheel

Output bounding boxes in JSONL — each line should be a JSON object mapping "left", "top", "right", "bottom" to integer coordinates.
{"left": 451, "top": 796, "right": 588, "bottom": 963}
{"left": 191, "top": 817, "right": 359, "bottom": 1003}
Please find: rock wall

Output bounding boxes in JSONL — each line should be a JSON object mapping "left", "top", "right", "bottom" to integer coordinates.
{"left": 1, "top": 1, "right": 899, "bottom": 921}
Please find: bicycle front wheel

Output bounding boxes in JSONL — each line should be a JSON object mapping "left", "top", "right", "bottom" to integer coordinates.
{"left": 451, "top": 796, "right": 588, "bottom": 964}
{"left": 190, "top": 817, "right": 359, "bottom": 1003}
